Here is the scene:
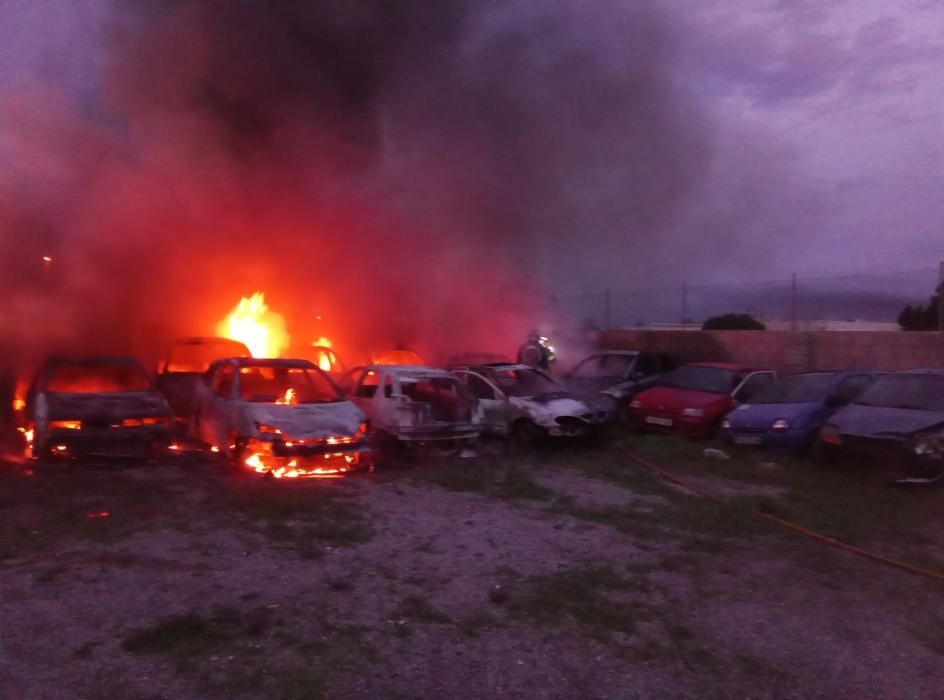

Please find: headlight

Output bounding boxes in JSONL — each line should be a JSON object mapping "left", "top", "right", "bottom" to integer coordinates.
{"left": 819, "top": 425, "right": 841, "bottom": 445}
{"left": 255, "top": 422, "right": 282, "bottom": 436}
{"left": 630, "top": 400, "right": 642, "bottom": 409}
{"left": 771, "top": 419, "right": 790, "bottom": 433}
{"left": 682, "top": 408, "right": 704, "bottom": 417}
{"left": 913, "top": 435, "right": 944, "bottom": 457}
{"left": 721, "top": 418, "right": 731, "bottom": 430}
{"left": 49, "top": 420, "right": 81, "bottom": 430}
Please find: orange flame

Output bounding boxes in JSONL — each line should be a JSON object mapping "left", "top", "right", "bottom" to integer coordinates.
{"left": 312, "top": 336, "right": 334, "bottom": 371}
{"left": 276, "top": 388, "right": 297, "bottom": 405}
{"left": 216, "top": 292, "right": 290, "bottom": 358}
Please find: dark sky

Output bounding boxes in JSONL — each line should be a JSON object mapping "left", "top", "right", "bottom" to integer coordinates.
{"left": 1, "top": 0, "right": 941, "bottom": 295}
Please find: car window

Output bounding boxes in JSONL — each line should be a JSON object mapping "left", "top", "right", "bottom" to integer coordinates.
{"left": 599, "top": 354, "right": 637, "bottom": 377}
{"left": 238, "top": 366, "right": 340, "bottom": 404}
{"left": 355, "top": 369, "right": 380, "bottom": 398}
{"left": 665, "top": 366, "right": 737, "bottom": 394}
{"left": 213, "top": 364, "right": 235, "bottom": 398}
{"left": 570, "top": 357, "right": 603, "bottom": 378}
{"left": 634, "top": 354, "right": 659, "bottom": 377}
{"left": 735, "top": 372, "right": 776, "bottom": 402}
{"left": 383, "top": 374, "right": 395, "bottom": 398}
{"left": 752, "top": 373, "right": 835, "bottom": 404}
{"left": 832, "top": 375, "right": 874, "bottom": 403}
{"left": 46, "top": 362, "right": 152, "bottom": 394}
{"left": 465, "top": 374, "right": 498, "bottom": 400}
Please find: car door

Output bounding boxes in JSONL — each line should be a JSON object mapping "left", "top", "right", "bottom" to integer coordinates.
{"left": 827, "top": 374, "right": 875, "bottom": 415}
{"left": 454, "top": 370, "right": 510, "bottom": 436}
{"left": 732, "top": 371, "right": 777, "bottom": 404}
{"left": 349, "top": 367, "right": 381, "bottom": 422}
{"left": 200, "top": 361, "right": 237, "bottom": 448}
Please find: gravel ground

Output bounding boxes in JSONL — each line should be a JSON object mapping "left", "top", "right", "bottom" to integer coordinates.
{"left": 1, "top": 444, "right": 942, "bottom": 699}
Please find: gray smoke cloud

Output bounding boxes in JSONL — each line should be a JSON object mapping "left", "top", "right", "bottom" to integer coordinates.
{"left": 0, "top": 0, "right": 801, "bottom": 371}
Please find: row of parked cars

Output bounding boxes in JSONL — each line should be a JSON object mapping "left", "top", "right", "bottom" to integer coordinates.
{"left": 11, "top": 338, "right": 944, "bottom": 484}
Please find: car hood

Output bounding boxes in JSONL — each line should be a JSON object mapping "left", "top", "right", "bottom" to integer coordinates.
{"left": 727, "top": 402, "right": 818, "bottom": 429}
{"left": 510, "top": 392, "right": 592, "bottom": 423}
{"left": 245, "top": 401, "right": 365, "bottom": 439}
{"left": 46, "top": 391, "right": 171, "bottom": 421}
{"left": 830, "top": 404, "right": 944, "bottom": 439}
{"left": 636, "top": 386, "right": 729, "bottom": 413}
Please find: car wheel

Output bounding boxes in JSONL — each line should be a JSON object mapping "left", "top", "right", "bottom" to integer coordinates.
{"left": 512, "top": 419, "right": 545, "bottom": 447}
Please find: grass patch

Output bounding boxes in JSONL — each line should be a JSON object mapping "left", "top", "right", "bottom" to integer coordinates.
{"left": 508, "top": 565, "right": 648, "bottom": 636}
{"left": 456, "top": 609, "right": 499, "bottom": 637}
{"left": 393, "top": 595, "right": 451, "bottom": 625}
{"left": 122, "top": 606, "right": 272, "bottom": 659}
{"left": 415, "top": 459, "right": 555, "bottom": 502}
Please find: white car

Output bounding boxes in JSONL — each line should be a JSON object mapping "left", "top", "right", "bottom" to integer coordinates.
{"left": 193, "top": 357, "right": 369, "bottom": 478}
{"left": 342, "top": 365, "right": 482, "bottom": 446}
{"left": 451, "top": 363, "right": 613, "bottom": 441}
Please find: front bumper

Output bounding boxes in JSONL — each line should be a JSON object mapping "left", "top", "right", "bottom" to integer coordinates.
{"left": 244, "top": 437, "right": 371, "bottom": 478}
{"left": 383, "top": 424, "right": 481, "bottom": 443}
{"left": 46, "top": 425, "right": 171, "bottom": 457}
{"left": 721, "top": 428, "right": 813, "bottom": 453}
{"left": 630, "top": 411, "right": 716, "bottom": 438}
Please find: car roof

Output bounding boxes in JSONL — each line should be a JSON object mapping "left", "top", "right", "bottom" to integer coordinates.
{"left": 468, "top": 363, "right": 533, "bottom": 371}
{"left": 893, "top": 368, "right": 944, "bottom": 375}
{"left": 45, "top": 356, "right": 143, "bottom": 366}
{"left": 224, "top": 357, "right": 318, "bottom": 369}
{"left": 686, "top": 362, "right": 757, "bottom": 371}
{"left": 586, "top": 350, "right": 640, "bottom": 357}
{"left": 171, "top": 336, "right": 249, "bottom": 346}
{"left": 364, "top": 364, "right": 454, "bottom": 378}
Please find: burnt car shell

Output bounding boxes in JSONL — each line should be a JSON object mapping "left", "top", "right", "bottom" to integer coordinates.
{"left": 27, "top": 357, "right": 173, "bottom": 459}
{"left": 158, "top": 337, "right": 251, "bottom": 426}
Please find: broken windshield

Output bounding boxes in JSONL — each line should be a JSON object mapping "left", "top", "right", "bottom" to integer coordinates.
{"left": 856, "top": 375, "right": 944, "bottom": 412}
{"left": 238, "top": 366, "right": 340, "bottom": 404}
{"left": 48, "top": 362, "right": 152, "bottom": 393}
{"left": 491, "top": 368, "right": 561, "bottom": 397}
{"left": 665, "top": 366, "right": 736, "bottom": 394}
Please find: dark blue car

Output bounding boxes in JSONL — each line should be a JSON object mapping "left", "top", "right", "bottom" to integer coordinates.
{"left": 720, "top": 371, "right": 878, "bottom": 454}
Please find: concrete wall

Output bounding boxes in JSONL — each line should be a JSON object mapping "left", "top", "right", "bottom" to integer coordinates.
{"left": 599, "top": 330, "right": 944, "bottom": 375}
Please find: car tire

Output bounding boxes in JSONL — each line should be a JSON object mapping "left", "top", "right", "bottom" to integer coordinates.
{"left": 512, "top": 419, "right": 545, "bottom": 447}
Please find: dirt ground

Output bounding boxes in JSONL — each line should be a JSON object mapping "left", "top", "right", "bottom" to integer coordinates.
{"left": 2, "top": 435, "right": 943, "bottom": 699}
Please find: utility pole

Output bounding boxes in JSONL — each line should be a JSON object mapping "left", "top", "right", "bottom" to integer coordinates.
{"left": 604, "top": 288, "right": 612, "bottom": 331}
{"left": 790, "top": 273, "right": 798, "bottom": 332}
{"left": 938, "top": 261, "right": 944, "bottom": 333}
{"left": 681, "top": 283, "right": 688, "bottom": 327}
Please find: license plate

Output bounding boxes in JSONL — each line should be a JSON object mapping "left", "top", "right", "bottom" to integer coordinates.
{"left": 734, "top": 435, "right": 763, "bottom": 445}
{"left": 645, "top": 416, "right": 673, "bottom": 427}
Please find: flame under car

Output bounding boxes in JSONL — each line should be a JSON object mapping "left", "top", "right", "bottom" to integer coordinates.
{"left": 19, "top": 357, "right": 173, "bottom": 461}
{"left": 343, "top": 365, "right": 481, "bottom": 446}
{"left": 192, "top": 357, "right": 369, "bottom": 478}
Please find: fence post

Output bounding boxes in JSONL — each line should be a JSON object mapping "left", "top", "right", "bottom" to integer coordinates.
{"left": 681, "top": 283, "right": 688, "bottom": 327}
{"left": 791, "top": 273, "right": 798, "bottom": 332}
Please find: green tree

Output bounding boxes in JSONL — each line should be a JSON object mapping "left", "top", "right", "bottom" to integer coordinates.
{"left": 702, "top": 313, "right": 766, "bottom": 331}
{"left": 898, "top": 284, "right": 943, "bottom": 330}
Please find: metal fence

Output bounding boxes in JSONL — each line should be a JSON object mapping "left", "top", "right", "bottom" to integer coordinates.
{"left": 553, "top": 267, "right": 943, "bottom": 330}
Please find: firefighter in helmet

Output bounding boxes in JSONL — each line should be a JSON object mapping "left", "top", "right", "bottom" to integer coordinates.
{"left": 517, "top": 329, "right": 554, "bottom": 371}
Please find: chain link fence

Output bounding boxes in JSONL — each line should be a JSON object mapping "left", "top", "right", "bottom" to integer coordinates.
{"left": 554, "top": 267, "right": 942, "bottom": 330}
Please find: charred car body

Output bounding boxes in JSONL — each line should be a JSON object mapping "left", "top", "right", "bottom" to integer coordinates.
{"left": 563, "top": 350, "right": 680, "bottom": 408}
{"left": 21, "top": 357, "right": 173, "bottom": 460}
{"left": 817, "top": 370, "right": 944, "bottom": 485}
{"left": 451, "top": 363, "right": 614, "bottom": 440}
{"left": 193, "top": 357, "right": 369, "bottom": 478}
{"left": 344, "top": 365, "right": 481, "bottom": 446}
{"left": 157, "top": 337, "right": 251, "bottom": 428}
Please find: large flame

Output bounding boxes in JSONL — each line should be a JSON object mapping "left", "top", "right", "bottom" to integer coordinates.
{"left": 216, "top": 292, "right": 290, "bottom": 358}
{"left": 312, "top": 336, "right": 334, "bottom": 371}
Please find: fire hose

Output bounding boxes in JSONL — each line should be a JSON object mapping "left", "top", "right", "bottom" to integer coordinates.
{"left": 618, "top": 445, "right": 944, "bottom": 584}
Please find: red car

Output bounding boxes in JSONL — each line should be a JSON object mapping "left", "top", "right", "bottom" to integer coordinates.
{"left": 629, "top": 362, "right": 777, "bottom": 437}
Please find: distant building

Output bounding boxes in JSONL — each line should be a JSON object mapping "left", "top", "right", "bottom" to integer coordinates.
{"left": 762, "top": 319, "right": 901, "bottom": 332}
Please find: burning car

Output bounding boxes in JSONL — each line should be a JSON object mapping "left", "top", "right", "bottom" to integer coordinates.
{"left": 370, "top": 349, "right": 426, "bottom": 366}
{"left": 157, "top": 337, "right": 251, "bottom": 428}
{"left": 629, "top": 363, "right": 777, "bottom": 438}
{"left": 192, "top": 357, "right": 369, "bottom": 478}
{"left": 19, "top": 357, "right": 173, "bottom": 461}
{"left": 344, "top": 364, "right": 481, "bottom": 446}
{"left": 451, "top": 363, "right": 614, "bottom": 441}
{"left": 563, "top": 350, "right": 680, "bottom": 407}
{"left": 817, "top": 370, "right": 944, "bottom": 484}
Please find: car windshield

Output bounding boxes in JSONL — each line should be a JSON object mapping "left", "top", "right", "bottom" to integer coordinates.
{"left": 491, "top": 368, "right": 561, "bottom": 397}
{"left": 665, "top": 366, "right": 736, "bottom": 394}
{"left": 48, "top": 362, "right": 152, "bottom": 393}
{"left": 238, "top": 366, "right": 340, "bottom": 404}
{"left": 165, "top": 341, "right": 250, "bottom": 372}
{"left": 751, "top": 374, "right": 835, "bottom": 404}
{"left": 571, "top": 354, "right": 636, "bottom": 379}
{"left": 856, "top": 375, "right": 944, "bottom": 412}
